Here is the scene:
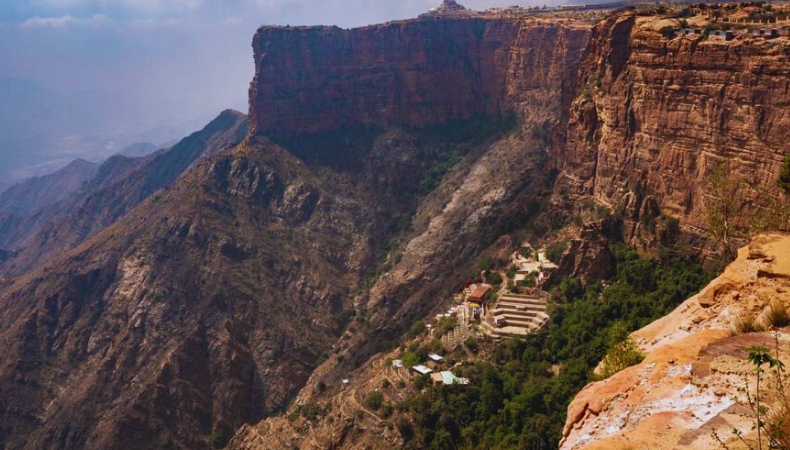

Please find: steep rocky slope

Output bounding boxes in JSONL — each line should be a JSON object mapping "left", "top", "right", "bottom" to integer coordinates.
{"left": 0, "top": 158, "right": 98, "bottom": 216}
{"left": 0, "top": 110, "right": 248, "bottom": 279}
{"left": 0, "top": 115, "right": 536, "bottom": 449}
{"left": 0, "top": 136, "right": 371, "bottom": 449}
{"left": 0, "top": 11, "right": 592, "bottom": 450}
{"left": 555, "top": 13, "right": 790, "bottom": 246}
{"left": 561, "top": 233, "right": 790, "bottom": 450}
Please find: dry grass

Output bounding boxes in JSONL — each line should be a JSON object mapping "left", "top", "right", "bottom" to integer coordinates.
{"left": 733, "top": 311, "right": 762, "bottom": 335}
{"left": 767, "top": 404, "right": 790, "bottom": 449}
{"left": 768, "top": 300, "right": 790, "bottom": 329}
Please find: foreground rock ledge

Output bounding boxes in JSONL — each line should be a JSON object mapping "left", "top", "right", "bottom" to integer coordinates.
{"left": 561, "top": 232, "right": 790, "bottom": 450}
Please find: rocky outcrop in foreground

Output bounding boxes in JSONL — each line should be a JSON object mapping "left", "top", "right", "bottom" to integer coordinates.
{"left": 561, "top": 233, "right": 790, "bottom": 450}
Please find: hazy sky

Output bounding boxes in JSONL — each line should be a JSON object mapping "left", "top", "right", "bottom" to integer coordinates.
{"left": 0, "top": 0, "right": 538, "bottom": 116}
{"left": 0, "top": 0, "right": 548, "bottom": 189}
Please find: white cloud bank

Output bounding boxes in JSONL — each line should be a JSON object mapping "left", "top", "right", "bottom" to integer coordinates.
{"left": 37, "top": 0, "right": 204, "bottom": 13}
{"left": 22, "top": 14, "right": 109, "bottom": 28}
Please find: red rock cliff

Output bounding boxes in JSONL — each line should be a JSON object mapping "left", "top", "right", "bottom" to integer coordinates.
{"left": 249, "top": 17, "right": 590, "bottom": 135}
{"left": 556, "top": 14, "right": 790, "bottom": 242}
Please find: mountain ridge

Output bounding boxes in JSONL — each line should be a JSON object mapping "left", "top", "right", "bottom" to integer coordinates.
{"left": 1, "top": 5, "right": 790, "bottom": 450}
{"left": 0, "top": 109, "right": 248, "bottom": 279}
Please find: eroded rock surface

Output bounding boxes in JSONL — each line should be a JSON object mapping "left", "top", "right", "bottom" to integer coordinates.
{"left": 555, "top": 14, "right": 790, "bottom": 247}
{"left": 250, "top": 16, "right": 589, "bottom": 135}
{"left": 561, "top": 233, "right": 790, "bottom": 450}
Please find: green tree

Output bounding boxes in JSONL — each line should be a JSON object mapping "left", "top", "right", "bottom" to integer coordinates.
{"left": 703, "top": 161, "right": 788, "bottom": 260}
{"left": 596, "top": 323, "right": 645, "bottom": 379}
{"left": 364, "top": 391, "right": 384, "bottom": 410}
{"left": 545, "top": 241, "right": 567, "bottom": 263}
{"left": 778, "top": 153, "right": 790, "bottom": 194}
{"left": 487, "top": 271, "right": 503, "bottom": 285}
{"left": 402, "top": 352, "right": 420, "bottom": 369}
{"left": 747, "top": 346, "right": 784, "bottom": 450}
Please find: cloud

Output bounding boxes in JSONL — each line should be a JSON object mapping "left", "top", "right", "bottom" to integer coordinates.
{"left": 21, "top": 14, "right": 109, "bottom": 28}
{"left": 37, "top": 0, "right": 204, "bottom": 14}
{"left": 222, "top": 16, "right": 241, "bottom": 25}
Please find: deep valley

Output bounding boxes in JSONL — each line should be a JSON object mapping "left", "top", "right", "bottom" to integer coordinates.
{"left": 1, "top": 1, "right": 790, "bottom": 449}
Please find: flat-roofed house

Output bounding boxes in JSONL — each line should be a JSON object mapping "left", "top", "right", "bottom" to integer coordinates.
{"left": 467, "top": 284, "right": 492, "bottom": 303}
{"left": 412, "top": 365, "right": 433, "bottom": 376}
{"left": 431, "top": 371, "right": 471, "bottom": 386}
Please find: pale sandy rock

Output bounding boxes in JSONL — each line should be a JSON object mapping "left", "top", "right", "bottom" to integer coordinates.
{"left": 561, "top": 233, "right": 790, "bottom": 450}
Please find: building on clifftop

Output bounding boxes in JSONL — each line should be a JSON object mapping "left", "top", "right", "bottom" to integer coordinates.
{"left": 422, "top": 0, "right": 473, "bottom": 17}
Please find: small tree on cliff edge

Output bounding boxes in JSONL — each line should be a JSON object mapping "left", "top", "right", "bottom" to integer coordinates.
{"left": 777, "top": 153, "right": 790, "bottom": 195}
{"left": 702, "top": 161, "right": 790, "bottom": 260}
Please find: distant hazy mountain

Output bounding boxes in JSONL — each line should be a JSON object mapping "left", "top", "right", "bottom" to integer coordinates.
{"left": 118, "top": 142, "right": 158, "bottom": 158}
{"left": 0, "top": 77, "right": 207, "bottom": 191}
{"left": 0, "top": 110, "right": 248, "bottom": 277}
{"left": 0, "top": 159, "right": 98, "bottom": 217}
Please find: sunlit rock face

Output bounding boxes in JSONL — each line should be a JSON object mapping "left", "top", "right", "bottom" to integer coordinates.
{"left": 554, "top": 14, "right": 790, "bottom": 245}
{"left": 561, "top": 233, "right": 790, "bottom": 450}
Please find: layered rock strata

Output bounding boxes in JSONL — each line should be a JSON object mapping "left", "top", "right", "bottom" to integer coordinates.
{"left": 249, "top": 16, "right": 590, "bottom": 135}
{"left": 555, "top": 14, "right": 790, "bottom": 244}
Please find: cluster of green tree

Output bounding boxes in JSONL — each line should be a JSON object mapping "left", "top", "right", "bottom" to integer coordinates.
{"left": 544, "top": 241, "right": 567, "bottom": 264}
{"left": 417, "top": 113, "right": 517, "bottom": 195}
{"left": 400, "top": 243, "right": 714, "bottom": 450}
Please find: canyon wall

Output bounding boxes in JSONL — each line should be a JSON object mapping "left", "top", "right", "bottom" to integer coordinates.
{"left": 555, "top": 13, "right": 790, "bottom": 242}
{"left": 0, "top": 16, "right": 593, "bottom": 450}
{"left": 249, "top": 17, "right": 590, "bottom": 135}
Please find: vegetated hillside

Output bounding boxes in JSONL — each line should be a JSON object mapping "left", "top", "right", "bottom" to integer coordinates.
{"left": 0, "top": 110, "right": 248, "bottom": 279}
{"left": 405, "top": 245, "right": 713, "bottom": 450}
{"left": 230, "top": 243, "right": 712, "bottom": 450}
{"left": 0, "top": 159, "right": 98, "bottom": 216}
{"left": 0, "top": 110, "right": 522, "bottom": 449}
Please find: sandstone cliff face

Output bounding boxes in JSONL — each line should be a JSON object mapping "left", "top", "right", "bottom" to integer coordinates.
{"left": 555, "top": 14, "right": 790, "bottom": 244}
{"left": 250, "top": 17, "right": 589, "bottom": 135}
{"left": 561, "top": 233, "right": 790, "bottom": 450}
